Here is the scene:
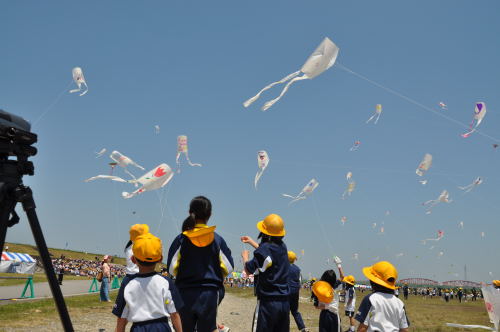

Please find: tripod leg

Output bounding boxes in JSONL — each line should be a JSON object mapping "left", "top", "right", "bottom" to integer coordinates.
{"left": 18, "top": 187, "right": 74, "bottom": 332}
{"left": 0, "top": 196, "right": 17, "bottom": 258}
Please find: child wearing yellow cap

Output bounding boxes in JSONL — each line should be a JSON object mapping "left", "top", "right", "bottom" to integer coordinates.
{"left": 166, "top": 196, "right": 234, "bottom": 332}
{"left": 355, "top": 261, "right": 409, "bottom": 332}
{"left": 241, "top": 213, "right": 290, "bottom": 332}
{"left": 112, "top": 232, "right": 182, "bottom": 332}
{"left": 124, "top": 224, "right": 149, "bottom": 276}
{"left": 312, "top": 261, "right": 344, "bottom": 332}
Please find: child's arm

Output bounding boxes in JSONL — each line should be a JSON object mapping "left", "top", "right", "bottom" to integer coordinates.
{"left": 356, "top": 323, "right": 368, "bottom": 332}
{"left": 170, "top": 312, "right": 183, "bottom": 332}
{"left": 115, "top": 317, "right": 127, "bottom": 332}
{"left": 241, "top": 236, "right": 259, "bottom": 249}
{"left": 333, "top": 256, "right": 345, "bottom": 280}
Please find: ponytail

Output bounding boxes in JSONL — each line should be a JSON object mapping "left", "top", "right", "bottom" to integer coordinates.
{"left": 182, "top": 196, "right": 212, "bottom": 232}
{"left": 182, "top": 213, "right": 196, "bottom": 232}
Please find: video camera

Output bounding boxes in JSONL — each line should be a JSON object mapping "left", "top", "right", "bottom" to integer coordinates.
{"left": 0, "top": 109, "right": 37, "bottom": 160}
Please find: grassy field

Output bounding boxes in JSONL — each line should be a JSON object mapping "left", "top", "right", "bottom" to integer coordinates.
{"left": 3, "top": 242, "right": 126, "bottom": 265}
{"left": 0, "top": 273, "right": 91, "bottom": 286}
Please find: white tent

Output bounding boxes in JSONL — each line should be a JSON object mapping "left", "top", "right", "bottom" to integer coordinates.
{"left": 0, "top": 252, "right": 37, "bottom": 274}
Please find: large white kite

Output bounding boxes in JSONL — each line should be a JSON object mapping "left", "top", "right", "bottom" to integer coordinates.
{"left": 282, "top": 178, "right": 319, "bottom": 204}
{"left": 254, "top": 150, "right": 269, "bottom": 189}
{"left": 416, "top": 153, "right": 433, "bottom": 177}
{"left": 110, "top": 150, "right": 145, "bottom": 180}
{"left": 243, "top": 37, "right": 339, "bottom": 111}
{"left": 462, "top": 102, "right": 486, "bottom": 138}
{"left": 423, "top": 190, "right": 452, "bottom": 214}
{"left": 458, "top": 177, "right": 483, "bottom": 193}
{"left": 69, "top": 67, "right": 88, "bottom": 96}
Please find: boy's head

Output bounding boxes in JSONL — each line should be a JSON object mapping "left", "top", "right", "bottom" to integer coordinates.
{"left": 257, "top": 214, "right": 285, "bottom": 236}
{"left": 129, "top": 224, "right": 150, "bottom": 242}
{"left": 342, "top": 275, "right": 356, "bottom": 287}
{"left": 288, "top": 251, "right": 297, "bottom": 264}
{"left": 320, "top": 269, "right": 338, "bottom": 288}
{"left": 132, "top": 233, "right": 163, "bottom": 267}
{"left": 363, "top": 261, "right": 398, "bottom": 291}
{"left": 493, "top": 280, "right": 500, "bottom": 289}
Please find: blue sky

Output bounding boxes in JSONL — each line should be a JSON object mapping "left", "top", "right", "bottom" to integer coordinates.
{"left": 1, "top": 1, "right": 499, "bottom": 282}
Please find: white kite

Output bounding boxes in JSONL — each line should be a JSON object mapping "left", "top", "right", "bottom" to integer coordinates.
{"left": 69, "top": 67, "right": 88, "bottom": 96}
{"left": 438, "top": 102, "right": 448, "bottom": 110}
{"left": 95, "top": 148, "right": 106, "bottom": 158}
{"left": 481, "top": 231, "right": 485, "bottom": 238}
{"left": 462, "top": 102, "right": 487, "bottom": 138}
{"left": 342, "top": 181, "right": 356, "bottom": 199}
{"left": 154, "top": 125, "right": 160, "bottom": 134}
{"left": 419, "top": 180, "right": 428, "bottom": 185}
{"left": 366, "top": 104, "right": 383, "bottom": 124}
{"left": 340, "top": 216, "right": 347, "bottom": 225}
{"left": 416, "top": 153, "right": 432, "bottom": 177}
{"left": 349, "top": 140, "right": 361, "bottom": 151}
{"left": 396, "top": 253, "right": 404, "bottom": 258}
{"left": 459, "top": 221, "right": 464, "bottom": 229}
{"left": 110, "top": 150, "right": 145, "bottom": 180}
{"left": 282, "top": 178, "right": 319, "bottom": 204}
{"left": 423, "top": 190, "right": 452, "bottom": 213}
{"left": 422, "top": 230, "right": 444, "bottom": 244}
{"left": 254, "top": 150, "right": 270, "bottom": 189}
{"left": 85, "top": 164, "right": 174, "bottom": 199}
{"left": 458, "top": 177, "right": 483, "bottom": 193}
{"left": 372, "top": 222, "right": 377, "bottom": 228}
{"left": 176, "top": 135, "right": 202, "bottom": 172}
{"left": 243, "top": 37, "right": 339, "bottom": 111}
{"left": 346, "top": 172, "right": 352, "bottom": 182}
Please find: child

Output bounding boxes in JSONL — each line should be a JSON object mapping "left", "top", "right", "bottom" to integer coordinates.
{"left": 241, "top": 213, "right": 290, "bottom": 332}
{"left": 288, "top": 251, "right": 308, "bottom": 332}
{"left": 124, "top": 224, "right": 149, "bottom": 276}
{"left": 312, "top": 280, "right": 338, "bottom": 332}
{"left": 166, "top": 196, "right": 234, "bottom": 332}
{"left": 342, "top": 275, "right": 357, "bottom": 332}
{"left": 355, "top": 261, "right": 409, "bottom": 332}
{"left": 112, "top": 232, "right": 182, "bottom": 332}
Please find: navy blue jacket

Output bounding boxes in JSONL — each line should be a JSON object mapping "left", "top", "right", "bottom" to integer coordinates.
{"left": 288, "top": 263, "right": 301, "bottom": 294}
{"left": 245, "top": 240, "right": 289, "bottom": 300}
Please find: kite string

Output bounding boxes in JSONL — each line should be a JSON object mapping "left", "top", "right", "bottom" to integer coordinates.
{"left": 112, "top": 182, "right": 123, "bottom": 250}
{"left": 311, "top": 196, "right": 335, "bottom": 255}
{"left": 32, "top": 80, "right": 73, "bottom": 126}
{"left": 335, "top": 62, "right": 500, "bottom": 143}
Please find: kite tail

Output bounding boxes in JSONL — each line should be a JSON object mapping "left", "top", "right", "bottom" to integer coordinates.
{"left": 124, "top": 169, "right": 138, "bottom": 186}
{"left": 416, "top": 169, "right": 423, "bottom": 176}
{"left": 79, "top": 83, "right": 89, "bottom": 96}
{"left": 374, "top": 112, "right": 381, "bottom": 124}
{"left": 122, "top": 191, "right": 135, "bottom": 199}
{"left": 461, "top": 129, "right": 476, "bottom": 138}
{"left": 243, "top": 71, "right": 301, "bottom": 108}
{"left": 69, "top": 88, "right": 81, "bottom": 94}
{"left": 262, "top": 75, "right": 309, "bottom": 111}
{"left": 131, "top": 162, "right": 145, "bottom": 171}
{"left": 175, "top": 153, "right": 181, "bottom": 173}
{"left": 282, "top": 193, "right": 298, "bottom": 199}
{"left": 365, "top": 113, "right": 376, "bottom": 124}
{"left": 254, "top": 171, "right": 263, "bottom": 189}
{"left": 186, "top": 155, "right": 202, "bottom": 167}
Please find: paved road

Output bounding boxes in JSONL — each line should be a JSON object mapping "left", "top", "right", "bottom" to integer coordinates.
{"left": 0, "top": 279, "right": 111, "bottom": 300}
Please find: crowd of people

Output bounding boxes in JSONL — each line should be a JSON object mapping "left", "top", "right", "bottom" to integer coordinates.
{"left": 51, "top": 256, "right": 126, "bottom": 279}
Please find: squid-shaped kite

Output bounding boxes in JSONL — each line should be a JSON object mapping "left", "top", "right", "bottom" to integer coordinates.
{"left": 85, "top": 164, "right": 174, "bottom": 199}
{"left": 342, "top": 181, "right": 356, "bottom": 200}
{"left": 458, "top": 221, "right": 464, "bottom": 229}
{"left": 254, "top": 150, "right": 269, "bottom": 189}
{"left": 69, "top": 67, "right": 88, "bottom": 96}
{"left": 349, "top": 140, "right": 361, "bottom": 151}
{"left": 462, "top": 102, "right": 486, "bottom": 138}
{"left": 110, "top": 150, "right": 145, "bottom": 181}
{"left": 176, "top": 135, "right": 202, "bottom": 172}
{"left": 416, "top": 153, "right": 432, "bottom": 177}
{"left": 458, "top": 177, "right": 483, "bottom": 193}
{"left": 438, "top": 102, "right": 447, "bottom": 110}
{"left": 422, "top": 190, "right": 452, "bottom": 214}
{"left": 282, "top": 178, "right": 319, "bottom": 204}
{"left": 366, "top": 104, "right": 382, "bottom": 124}
{"left": 422, "top": 230, "right": 444, "bottom": 244}
{"left": 243, "top": 37, "right": 339, "bottom": 111}
{"left": 346, "top": 172, "right": 352, "bottom": 182}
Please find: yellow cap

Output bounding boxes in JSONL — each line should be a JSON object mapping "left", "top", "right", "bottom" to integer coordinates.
{"left": 183, "top": 224, "right": 216, "bottom": 247}
{"left": 493, "top": 280, "right": 500, "bottom": 287}
{"left": 312, "top": 281, "right": 334, "bottom": 304}
{"left": 363, "top": 261, "right": 398, "bottom": 290}
{"left": 133, "top": 233, "right": 162, "bottom": 263}
{"left": 129, "top": 224, "right": 150, "bottom": 242}
{"left": 256, "top": 214, "right": 286, "bottom": 237}
{"left": 288, "top": 251, "right": 297, "bottom": 263}
{"left": 343, "top": 275, "right": 356, "bottom": 286}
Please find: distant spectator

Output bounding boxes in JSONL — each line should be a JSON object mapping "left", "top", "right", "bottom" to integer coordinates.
{"left": 100, "top": 255, "right": 111, "bottom": 302}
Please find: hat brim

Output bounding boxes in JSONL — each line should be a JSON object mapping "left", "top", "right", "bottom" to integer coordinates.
{"left": 256, "top": 220, "right": 286, "bottom": 237}
{"left": 342, "top": 277, "right": 355, "bottom": 286}
{"left": 363, "top": 266, "right": 396, "bottom": 290}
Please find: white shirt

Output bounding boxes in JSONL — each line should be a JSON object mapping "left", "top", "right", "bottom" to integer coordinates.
{"left": 125, "top": 246, "right": 139, "bottom": 275}
{"left": 355, "top": 292, "right": 410, "bottom": 332}
{"left": 345, "top": 287, "right": 356, "bottom": 312}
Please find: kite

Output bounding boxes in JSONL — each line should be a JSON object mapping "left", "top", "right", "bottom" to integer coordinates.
{"left": 109, "top": 162, "right": 118, "bottom": 175}
{"left": 494, "top": 144, "right": 498, "bottom": 149}
{"left": 379, "top": 226, "right": 385, "bottom": 235}
{"left": 243, "top": 37, "right": 339, "bottom": 111}
{"left": 350, "top": 140, "right": 361, "bottom": 151}
{"left": 346, "top": 172, "right": 352, "bottom": 182}
{"left": 353, "top": 253, "right": 359, "bottom": 260}
{"left": 85, "top": 164, "right": 174, "bottom": 199}
{"left": 458, "top": 177, "right": 483, "bottom": 193}
{"left": 396, "top": 253, "right": 404, "bottom": 258}
{"left": 372, "top": 222, "right": 377, "bottom": 228}
{"left": 95, "top": 148, "right": 106, "bottom": 158}
{"left": 366, "top": 104, "right": 382, "bottom": 124}
{"left": 422, "top": 230, "right": 444, "bottom": 244}
{"left": 481, "top": 231, "right": 485, "bottom": 238}
{"left": 423, "top": 190, "right": 452, "bottom": 213}
{"left": 416, "top": 153, "right": 432, "bottom": 177}
{"left": 462, "top": 102, "right": 486, "bottom": 138}
{"left": 282, "top": 178, "right": 319, "bottom": 204}
{"left": 459, "top": 221, "right": 464, "bottom": 229}
{"left": 254, "top": 150, "right": 269, "bottom": 189}
{"left": 69, "top": 67, "right": 88, "bottom": 96}
{"left": 419, "top": 180, "right": 428, "bottom": 185}
{"left": 438, "top": 102, "right": 447, "bottom": 110}
{"left": 429, "top": 246, "right": 435, "bottom": 250}
{"left": 176, "top": 135, "right": 202, "bottom": 172}
{"left": 340, "top": 216, "right": 347, "bottom": 225}
{"left": 154, "top": 125, "right": 160, "bottom": 134}
{"left": 385, "top": 210, "right": 390, "bottom": 216}
{"left": 342, "top": 181, "right": 356, "bottom": 199}
{"left": 110, "top": 150, "right": 145, "bottom": 181}
{"left": 438, "top": 251, "right": 444, "bottom": 257}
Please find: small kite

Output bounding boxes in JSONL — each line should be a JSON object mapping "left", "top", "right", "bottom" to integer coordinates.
{"left": 458, "top": 177, "right": 483, "bottom": 193}
{"left": 243, "top": 37, "right": 339, "bottom": 111}
{"left": 349, "top": 140, "right": 361, "bottom": 151}
{"left": 438, "top": 251, "right": 444, "bottom": 257}
{"left": 379, "top": 226, "right": 385, "bottom": 235}
{"left": 372, "top": 222, "right": 377, "bottom": 229}
{"left": 481, "top": 231, "right": 485, "bottom": 238}
{"left": 462, "top": 102, "right": 486, "bottom": 138}
{"left": 85, "top": 164, "right": 174, "bottom": 199}
{"left": 366, "top": 104, "right": 382, "bottom": 124}
{"left": 459, "top": 221, "right": 464, "bottom": 229}
{"left": 95, "top": 148, "right": 106, "bottom": 158}
{"left": 340, "top": 216, "right": 347, "bottom": 225}
{"left": 342, "top": 181, "right": 356, "bottom": 199}
{"left": 346, "top": 172, "right": 352, "bottom": 182}
{"left": 69, "top": 67, "right": 88, "bottom": 96}
{"left": 422, "top": 230, "right": 444, "bottom": 244}
{"left": 438, "top": 102, "right": 447, "bottom": 110}
{"left": 396, "top": 253, "right": 404, "bottom": 258}
{"left": 176, "top": 135, "right": 202, "bottom": 172}
{"left": 423, "top": 190, "right": 452, "bottom": 213}
{"left": 110, "top": 150, "right": 145, "bottom": 180}
{"left": 419, "top": 180, "right": 428, "bottom": 185}
{"left": 416, "top": 153, "right": 432, "bottom": 177}
{"left": 282, "top": 178, "right": 319, "bottom": 204}
{"left": 154, "top": 125, "right": 160, "bottom": 134}
{"left": 353, "top": 253, "right": 359, "bottom": 260}
{"left": 254, "top": 150, "right": 269, "bottom": 189}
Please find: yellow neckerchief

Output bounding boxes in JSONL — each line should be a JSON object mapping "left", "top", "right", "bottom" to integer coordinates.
{"left": 182, "top": 223, "right": 217, "bottom": 247}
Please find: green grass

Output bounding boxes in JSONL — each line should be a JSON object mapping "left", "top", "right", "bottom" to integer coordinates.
{"left": 4, "top": 242, "right": 126, "bottom": 265}
{"left": 0, "top": 273, "right": 91, "bottom": 286}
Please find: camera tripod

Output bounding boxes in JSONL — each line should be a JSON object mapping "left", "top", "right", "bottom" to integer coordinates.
{"left": 0, "top": 141, "right": 74, "bottom": 331}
